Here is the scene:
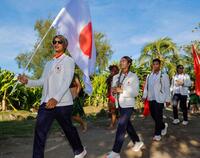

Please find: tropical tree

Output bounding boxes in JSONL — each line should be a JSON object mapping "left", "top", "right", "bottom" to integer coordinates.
{"left": 181, "top": 40, "right": 200, "bottom": 79}
{"left": 95, "top": 32, "right": 113, "bottom": 73}
{"left": 180, "top": 22, "right": 200, "bottom": 79}
{"left": 139, "top": 37, "right": 179, "bottom": 78}
{"left": 15, "top": 19, "right": 56, "bottom": 79}
{"left": 0, "top": 69, "right": 41, "bottom": 111}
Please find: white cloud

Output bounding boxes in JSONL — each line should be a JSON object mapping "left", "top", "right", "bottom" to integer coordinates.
{"left": 0, "top": 25, "right": 36, "bottom": 56}
{"left": 0, "top": 25, "right": 37, "bottom": 74}
{"left": 174, "top": 31, "right": 200, "bottom": 45}
{"left": 129, "top": 36, "right": 157, "bottom": 45}
{"left": 0, "top": 24, "right": 38, "bottom": 73}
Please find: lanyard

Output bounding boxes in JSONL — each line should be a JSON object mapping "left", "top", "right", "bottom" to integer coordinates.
{"left": 117, "top": 72, "right": 128, "bottom": 87}
{"left": 115, "top": 71, "right": 129, "bottom": 108}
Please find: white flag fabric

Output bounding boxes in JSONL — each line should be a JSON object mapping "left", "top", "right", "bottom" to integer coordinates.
{"left": 52, "top": 0, "right": 96, "bottom": 94}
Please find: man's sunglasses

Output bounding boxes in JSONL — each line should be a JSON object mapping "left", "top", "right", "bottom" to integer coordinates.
{"left": 52, "top": 40, "right": 63, "bottom": 45}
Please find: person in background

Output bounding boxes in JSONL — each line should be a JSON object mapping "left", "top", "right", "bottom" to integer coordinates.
{"left": 189, "top": 80, "right": 199, "bottom": 114}
{"left": 106, "top": 65, "right": 119, "bottom": 129}
{"left": 142, "top": 58, "right": 170, "bottom": 141}
{"left": 70, "top": 74, "right": 87, "bottom": 132}
{"left": 171, "top": 65, "right": 191, "bottom": 125}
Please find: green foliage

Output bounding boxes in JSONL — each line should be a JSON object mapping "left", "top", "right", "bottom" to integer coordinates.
{"left": 85, "top": 74, "right": 108, "bottom": 107}
{"left": 0, "top": 69, "right": 41, "bottom": 111}
{"left": 129, "top": 61, "right": 151, "bottom": 109}
{"left": 181, "top": 40, "right": 200, "bottom": 80}
{"left": 0, "top": 119, "right": 60, "bottom": 138}
{"left": 95, "top": 32, "right": 114, "bottom": 73}
{"left": 139, "top": 37, "right": 179, "bottom": 78}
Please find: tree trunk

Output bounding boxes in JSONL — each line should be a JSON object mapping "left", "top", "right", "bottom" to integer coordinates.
{"left": 2, "top": 99, "right": 7, "bottom": 111}
{"left": 2, "top": 90, "right": 7, "bottom": 111}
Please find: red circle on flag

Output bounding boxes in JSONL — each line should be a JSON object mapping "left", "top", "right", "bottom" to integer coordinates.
{"left": 79, "top": 22, "right": 92, "bottom": 59}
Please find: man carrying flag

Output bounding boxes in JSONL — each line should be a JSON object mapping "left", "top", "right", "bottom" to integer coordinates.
{"left": 17, "top": 0, "right": 97, "bottom": 157}
{"left": 18, "top": 35, "right": 87, "bottom": 158}
{"left": 52, "top": 0, "right": 96, "bottom": 95}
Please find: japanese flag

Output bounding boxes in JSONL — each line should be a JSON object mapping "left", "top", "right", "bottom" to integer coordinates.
{"left": 52, "top": 0, "right": 96, "bottom": 94}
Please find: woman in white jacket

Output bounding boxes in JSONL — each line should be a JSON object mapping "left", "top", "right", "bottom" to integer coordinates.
{"left": 18, "top": 35, "right": 86, "bottom": 158}
{"left": 106, "top": 56, "right": 144, "bottom": 158}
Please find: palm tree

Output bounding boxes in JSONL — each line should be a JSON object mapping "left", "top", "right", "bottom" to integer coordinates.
{"left": 95, "top": 32, "right": 114, "bottom": 73}
{"left": 139, "top": 37, "right": 179, "bottom": 77}
{"left": 181, "top": 40, "right": 200, "bottom": 79}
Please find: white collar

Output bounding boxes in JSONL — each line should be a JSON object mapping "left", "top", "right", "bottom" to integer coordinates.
{"left": 53, "top": 53, "right": 65, "bottom": 60}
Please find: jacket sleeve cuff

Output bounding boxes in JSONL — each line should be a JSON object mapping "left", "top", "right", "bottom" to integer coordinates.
{"left": 26, "top": 80, "right": 35, "bottom": 87}
{"left": 54, "top": 94, "right": 62, "bottom": 103}
{"left": 165, "top": 97, "right": 171, "bottom": 103}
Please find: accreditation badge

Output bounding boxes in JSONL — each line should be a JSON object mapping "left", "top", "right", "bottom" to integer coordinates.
{"left": 55, "top": 65, "right": 62, "bottom": 73}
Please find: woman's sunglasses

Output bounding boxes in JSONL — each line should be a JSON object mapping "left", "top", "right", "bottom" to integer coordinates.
{"left": 52, "top": 40, "right": 63, "bottom": 45}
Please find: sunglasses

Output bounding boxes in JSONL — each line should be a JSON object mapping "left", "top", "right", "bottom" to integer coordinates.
{"left": 52, "top": 40, "right": 63, "bottom": 45}
{"left": 178, "top": 67, "right": 184, "bottom": 69}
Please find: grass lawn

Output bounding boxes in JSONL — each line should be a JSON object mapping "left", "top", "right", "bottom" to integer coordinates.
{"left": 0, "top": 119, "right": 62, "bottom": 139}
{"left": 0, "top": 106, "right": 107, "bottom": 139}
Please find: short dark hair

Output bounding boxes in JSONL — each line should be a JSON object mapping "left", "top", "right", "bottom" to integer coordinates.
{"left": 152, "top": 58, "right": 161, "bottom": 64}
{"left": 52, "top": 35, "right": 68, "bottom": 52}
{"left": 108, "top": 65, "right": 119, "bottom": 72}
{"left": 121, "top": 56, "right": 132, "bottom": 68}
{"left": 177, "top": 64, "right": 184, "bottom": 69}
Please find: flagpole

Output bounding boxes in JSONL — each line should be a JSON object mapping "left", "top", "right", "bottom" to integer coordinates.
{"left": 10, "top": 24, "right": 54, "bottom": 95}
{"left": 21, "top": 7, "right": 65, "bottom": 73}
{"left": 10, "top": 7, "right": 66, "bottom": 95}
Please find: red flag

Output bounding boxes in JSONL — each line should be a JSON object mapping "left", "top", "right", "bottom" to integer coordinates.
{"left": 192, "top": 45, "right": 200, "bottom": 96}
{"left": 143, "top": 99, "right": 150, "bottom": 117}
{"left": 142, "top": 81, "right": 150, "bottom": 117}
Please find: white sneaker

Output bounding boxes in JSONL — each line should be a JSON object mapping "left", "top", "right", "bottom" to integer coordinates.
{"left": 161, "top": 123, "right": 168, "bottom": 136}
{"left": 132, "top": 141, "right": 144, "bottom": 152}
{"left": 153, "top": 135, "right": 161, "bottom": 141}
{"left": 74, "top": 149, "right": 87, "bottom": 158}
{"left": 105, "top": 151, "right": 120, "bottom": 158}
{"left": 182, "top": 121, "right": 189, "bottom": 125}
{"left": 172, "top": 119, "right": 180, "bottom": 124}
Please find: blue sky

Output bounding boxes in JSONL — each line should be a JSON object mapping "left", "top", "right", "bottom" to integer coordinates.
{"left": 0, "top": 0, "right": 200, "bottom": 74}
